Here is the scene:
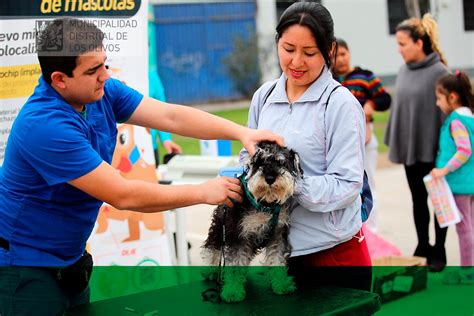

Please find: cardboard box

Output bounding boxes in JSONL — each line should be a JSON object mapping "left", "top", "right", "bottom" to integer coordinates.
{"left": 372, "top": 256, "right": 427, "bottom": 303}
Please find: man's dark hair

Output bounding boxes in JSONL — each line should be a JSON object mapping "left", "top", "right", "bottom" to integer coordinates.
{"left": 336, "top": 38, "right": 349, "bottom": 51}
{"left": 37, "top": 18, "right": 104, "bottom": 85}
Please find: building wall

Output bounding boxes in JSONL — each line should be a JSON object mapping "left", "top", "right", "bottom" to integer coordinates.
{"left": 151, "top": 1, "right": 257, "bottom": 103}
{"left": 435, "top": 0, "right": 473, "bottom": 70}
{"left": 255, "top": 0, "right": 279, "bottom": 83}
{"left": 323, "top": 0, "right": 473, "bottom": 83}
{"left": 150, "top": 0, "right": 472, "bottom": 103}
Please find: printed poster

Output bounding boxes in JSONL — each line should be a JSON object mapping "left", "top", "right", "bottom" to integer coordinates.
{"left": 0, "top": 0, "right": 173, "bottom": 275}
{"left": 423, "top": 175, "right": 462, "bottom": 228}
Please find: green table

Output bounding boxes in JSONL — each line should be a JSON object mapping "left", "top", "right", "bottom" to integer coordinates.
{"left": 70, "top": 273, "right": 381, "bottom": 315}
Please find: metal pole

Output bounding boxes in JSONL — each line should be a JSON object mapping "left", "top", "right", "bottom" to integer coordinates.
{"left": 175, "top": 208, "right": 189, "bottom": 265}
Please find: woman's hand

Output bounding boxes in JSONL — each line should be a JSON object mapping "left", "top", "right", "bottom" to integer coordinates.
{"left": 240, "top": 129, "right": 284, "bottom": 156}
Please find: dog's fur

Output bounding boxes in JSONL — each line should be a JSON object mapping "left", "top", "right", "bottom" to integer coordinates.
{"left": 201, "top": 141, "right": 303, "bottom": 302}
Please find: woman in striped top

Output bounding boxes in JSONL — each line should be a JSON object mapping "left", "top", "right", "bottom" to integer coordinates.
{"left": 431, "top": 71, "right": 474, "bottom": 284}
{"left": 334, "top": 38, "right": 392, "bottom": 233}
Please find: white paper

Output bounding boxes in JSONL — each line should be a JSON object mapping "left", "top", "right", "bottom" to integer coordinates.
{"left": 423, "top": 175, "right": 462, "bottom": 228}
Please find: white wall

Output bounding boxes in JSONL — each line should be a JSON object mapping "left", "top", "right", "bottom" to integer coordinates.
{"left": 435, "top": 0, "right": 474, "bottom": 69}
{"left": 150, "top": 0, "right": 473, "bottom": 78}
{"left": 256, "top": 0, "right": 279, "bottom": 83}
{"left": 324, "top": 0, "right": 403, "bottom": 76}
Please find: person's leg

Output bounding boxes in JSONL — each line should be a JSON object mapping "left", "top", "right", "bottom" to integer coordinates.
{"left": 431, "top": 212, "right": 449, "bottom": 271}
{"left": 364, "top": 126, "right": 378, "bottom": 232}
{"left": 443, "top": 195, "right": 474, "bottom": 284}
{"left": 0, "top": 266, "right": 69, "bottom": 316}
{"left": 404, "top": 162, "right": 433, "bottom": 258}
{"left": 429, "top": 162, "right": 448, "bottom": 271}
{"left": 288, "top": 231, "right": 372, "bottom": 292}
{"left": 454, "top": 195, "right": 474, "bottom": 267}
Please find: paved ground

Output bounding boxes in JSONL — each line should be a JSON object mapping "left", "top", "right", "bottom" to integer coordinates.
{"left": 172, "top": 153, "right": 460, "bottom": 266}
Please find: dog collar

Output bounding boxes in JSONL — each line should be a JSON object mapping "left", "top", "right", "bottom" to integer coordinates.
{"left": 239, "top": 172, "right": 282, "bottom": 232}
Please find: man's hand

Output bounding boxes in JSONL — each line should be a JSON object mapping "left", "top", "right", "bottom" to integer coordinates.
{"left": 162, "top": 140, "right": 182, "bottom": 154}
{"left": 128, "top": 97, "right": 283, "bottom": 156}
{"left": 200, "top": 177, "right": 243, "bottom": 207}
{"left": 430, "top": 167, "right": 449, "bottom": 179}
{"left": 241, "top": 129, "right": 284, "bottom": 156}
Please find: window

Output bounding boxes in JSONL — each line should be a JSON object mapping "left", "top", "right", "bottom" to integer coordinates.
{"left": 463, "top": 0, "right": 474, "bottom": 31}
{"left": 276, "top": 0, "right": 321, "bottom": 21}
{"left": 387, "top": 0, "right": 430, "bottom": 34}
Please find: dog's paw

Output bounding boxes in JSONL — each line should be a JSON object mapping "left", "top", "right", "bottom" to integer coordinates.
{"left": 201, "top": 266, "right": 219, "bottom": 281}
{"left": 267, "top": 266, "right": 296, "bottom": 295}
{"left": 220, "top": 284, "right": 246, "bottom": 303}
{"left": 271, "top": 275, "right": 296, "bottom": 295}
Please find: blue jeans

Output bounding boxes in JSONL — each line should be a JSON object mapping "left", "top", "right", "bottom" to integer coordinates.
{"left": 0, "top": 266, "right": 90, "bottom": 316}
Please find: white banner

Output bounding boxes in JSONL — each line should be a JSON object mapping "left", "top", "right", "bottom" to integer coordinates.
{"left": 1, "top": 1, "right": 173, "bottom": 268}
{"left": 0, "top": 1, "right": 148, "bottom": 164}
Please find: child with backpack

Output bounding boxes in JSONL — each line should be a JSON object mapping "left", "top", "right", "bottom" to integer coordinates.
{"left": 430, "top": 71, "right": 474, "bottom": 283}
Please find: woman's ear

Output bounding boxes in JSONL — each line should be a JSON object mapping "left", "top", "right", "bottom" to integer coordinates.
{"left": 51, "top": 71, "right": 67, "bottom": 89}
{"left": 330, "top": 41, "right": 337, "bottom": 57}
{"left": 415, "top": 38, "right": 424, "bottom": 51}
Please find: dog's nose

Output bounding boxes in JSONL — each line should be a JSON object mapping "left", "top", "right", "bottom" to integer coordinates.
{"left": 265, "top": 174, "right": 276, "bottom": 185}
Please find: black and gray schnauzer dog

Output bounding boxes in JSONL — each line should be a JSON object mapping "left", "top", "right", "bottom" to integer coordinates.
{"left": 201, "top": 141, "right": 303, "bottom": 303}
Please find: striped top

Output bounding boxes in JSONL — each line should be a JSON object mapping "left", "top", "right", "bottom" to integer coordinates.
{"left": 446, "top": 107, "right": 473, "bottom": 172}
{"left": 336, "top": 67, "right": 391, "bottom": 118}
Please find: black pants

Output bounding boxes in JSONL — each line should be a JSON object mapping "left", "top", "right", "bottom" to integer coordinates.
{"left": 404, "top": 162, "right": 448, "bottom": 258}
{"left": 287, "top": 235, "right": 372, "bottom": 292}
{"left": 0, "top": 266, "right": 90, "bottom": 316}
{"left": 288, "top": 264, "right": 372, "bottom": 292}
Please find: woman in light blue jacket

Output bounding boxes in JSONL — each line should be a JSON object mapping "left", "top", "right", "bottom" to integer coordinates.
{"left": 241, "top": 2, "right": 369, "bottom": 291}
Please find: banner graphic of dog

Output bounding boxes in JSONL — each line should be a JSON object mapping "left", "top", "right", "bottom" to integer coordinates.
{"left": 88, "top": 124, "right": 171, "bottom": 267}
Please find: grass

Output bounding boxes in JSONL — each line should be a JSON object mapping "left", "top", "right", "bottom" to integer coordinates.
{"left": 373, "top": 111, "right": 390, "bottom": 153}
{"left": 156, "top": 107, "right": 390, "bottom": 163}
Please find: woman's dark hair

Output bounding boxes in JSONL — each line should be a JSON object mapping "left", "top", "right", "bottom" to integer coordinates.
{"left": 395, "top": 14, "right": 447, "bottom": 65}
{"left": 436, "top": 71, "right": 474, "bottom": 112}
{"left": 336, "top": 38, "right": 349, "bottom": 51}
{"left": 276, "top": 1, "right": 335, "bottom": 69}
{"left": 37, "top": 18, "right": 105, "bottom": 85}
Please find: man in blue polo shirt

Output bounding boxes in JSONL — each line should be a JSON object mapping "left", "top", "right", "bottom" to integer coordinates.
{"left": 0, "top": 18, "right": 283, "bottom": 315}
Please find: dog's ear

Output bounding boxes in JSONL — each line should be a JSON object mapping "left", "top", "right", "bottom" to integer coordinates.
{"left": 290, "top": 149, "right": 304, "bottom": 178}
{"left": 252, "top": 146, "right": 264, "bottom": 161}
{"left": 245, "top": 146, "right": 263, "bottom": 175}
{"left": 256, "top": 141, "right": 269, "bottom": 150}
{"left": 242, "top": 154, "right": 252, "bottom": 169}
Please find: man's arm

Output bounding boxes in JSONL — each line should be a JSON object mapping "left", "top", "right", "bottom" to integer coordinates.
{"left": 125, "top": 97, "right": 283, "bottom": 156}
{"left": 68, "top": 161, "right": 243, "bottom": 213}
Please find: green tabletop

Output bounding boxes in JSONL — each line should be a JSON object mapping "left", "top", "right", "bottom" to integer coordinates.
{"left": 70, "top": 272, "right": 381, "bottom": 316}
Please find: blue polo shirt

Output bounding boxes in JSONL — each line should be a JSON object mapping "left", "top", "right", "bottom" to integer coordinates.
{"left": 0, "top": 77, "right": 143, "bottom": 266}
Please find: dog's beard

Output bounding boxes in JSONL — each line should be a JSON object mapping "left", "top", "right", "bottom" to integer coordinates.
{"left": 246, "top": 170, "right": 295, "bottom": 204}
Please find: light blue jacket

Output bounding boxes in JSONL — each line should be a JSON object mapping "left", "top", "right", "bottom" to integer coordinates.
{"left": 241, "top": 69, "right": 365, "bottom": 257}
